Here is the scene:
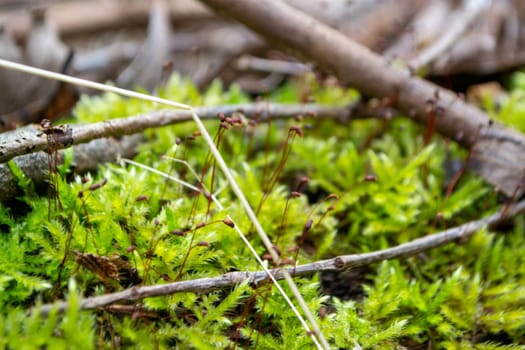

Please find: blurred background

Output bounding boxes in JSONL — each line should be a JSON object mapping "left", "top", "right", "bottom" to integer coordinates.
{"left": 0, "top": 0, "right": 524, "bottom": 130}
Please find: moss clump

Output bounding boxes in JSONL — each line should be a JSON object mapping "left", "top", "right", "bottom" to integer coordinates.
{"left": 0, "top": 74, "right": 523, "bottom": 349}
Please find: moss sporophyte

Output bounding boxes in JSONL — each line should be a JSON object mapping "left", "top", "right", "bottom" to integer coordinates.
{"left": 0, "top": 61, "right": 524, "bottom": 348}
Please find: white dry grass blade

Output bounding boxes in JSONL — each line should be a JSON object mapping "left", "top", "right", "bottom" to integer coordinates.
{"left": 0, "top": 58, "right": 329, "bottom": 349}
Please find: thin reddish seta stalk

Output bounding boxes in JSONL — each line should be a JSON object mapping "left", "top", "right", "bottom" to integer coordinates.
{"left": 79, "top": 193, "right": 97, "bottom": 252}
{"left": 56, "top": 181, "right": 106, "bottom": 291}
{"left": 175, "top": 220, "right": 223, "bottom": 280}
{"left": 231, "top": 293, "right": 255, "bottom": 349}
{"left": 78, "top": 193, "right": 93, "bottom": 251}
{"left": 306, "top": 193, "right": 339, "bottom": 220}
{"left": 80, "top": 178, "right": 107, "bottom": 252}
{"left": 175, "top": 226, "right": 198, "bottom": 280}
{"left": 256, "top": 126, "right": 302, "bottom": 216}
{"left": 41, "top": 119, "right": 62, "bottom": 220}
{"left": 142, "top": 220, "right": 160, "bottom": 284}
{"left": 244, "top": 109, "right": 261, "bottom": 161}
{"left": 276, "top": 176, "right": 308, "bottom": 246}
{"left": 431, "top": 126, "right": 483, "bottom": 228}
{"left": 186, "top": 189, "right": 202, "bottom": 228}
{"left": 313, "top": 198, "right": 338, "bottom": 230}
{"left": 275, "top": 192, "right": 296, "bottom": 244}
{"left": 204, "top": 120, "right": 228, "bottom": 218}
{"left": 265, "top": 127, "right": 300, "bottom": 191}
{"left": 423, "top": 90, "right": 440, "bottom": 146}
{"left": 260, "top": 97, "right": 273, "bottom": 195}
{"left": 292, "top": 218, "right": 313, "bottom": 274}
{"left": 292, "top": 194, "right": 339, "bottom": 273}
{"left": 56, "top": 214, "right": 74, "bottom": 291}
{"left": 180, "top": 138, "right": 193, "bottom": 190}
{"left": 251, "top": 283, "right": 273, "bottom": 349}
{"left": 159, "top": 139, "right": 183, "bottom": 200}
{"left": 500, "top": 170, "right": 525, "bottom": 219}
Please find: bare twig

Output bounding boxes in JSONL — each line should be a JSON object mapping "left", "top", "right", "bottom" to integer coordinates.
{"left": 0, "top": 103, "right": 350, "bottom": 164}
{"left": 37, "top": 198, "right": 525, "bottom": 315}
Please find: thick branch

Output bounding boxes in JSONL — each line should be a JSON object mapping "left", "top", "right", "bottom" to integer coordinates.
{"left": 37, "top": 199, "right": 525, "bottom": 315}
{"left": 199, "top": 0, "right": 525, "bottom": 197}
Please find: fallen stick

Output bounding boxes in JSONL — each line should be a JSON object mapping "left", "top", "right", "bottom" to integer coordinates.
{"left": 199, "top": 0, "right": 525, "bottom": 197}
{"left": 0, "top": 103, "right": 350, "bottom": 164}
{"left": 37, "top": 198, "right": 525, "bottom": 315}
{"left": 0, "top": 134, "right": 142, "bottom": 203}
{"left": 0, "top": 103, "right": 351, "bottom": 202}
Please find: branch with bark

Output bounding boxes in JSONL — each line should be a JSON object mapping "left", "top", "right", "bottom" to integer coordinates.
{"left": 0, "top": 103, "right": 350, "bottom": 163}
{"left": 198, "top": 0, "right": 525, "bottom": 198}
{"left": 0, "top": 103, "right": 351, "bottom": 202}
{"left": 37, "top": 198, "right": 525, "bottom": 315}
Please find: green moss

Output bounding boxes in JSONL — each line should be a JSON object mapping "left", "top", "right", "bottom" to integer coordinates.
{"left": 0, "top": 73, "right": 524, "bottom": 348}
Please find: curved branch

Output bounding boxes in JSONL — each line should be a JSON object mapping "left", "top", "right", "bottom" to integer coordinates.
{"left": 37, "top": 198, "right": 525, "bottom": 315}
